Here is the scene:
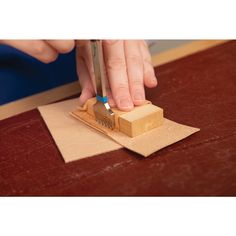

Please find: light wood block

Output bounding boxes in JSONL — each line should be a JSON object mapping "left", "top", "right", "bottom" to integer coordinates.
{"left": 118, "top": 104, "right": 164, "bottom": 137}
{"left": 82, "top": 98, "right": 164, "bottom": 137}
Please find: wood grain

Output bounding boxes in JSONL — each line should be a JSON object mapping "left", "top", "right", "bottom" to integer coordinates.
{"left": 119, "top": 104, "right": 163, "bottom": 137}
{"left": 151, "top": 40, "right": 227, "bottom": 67}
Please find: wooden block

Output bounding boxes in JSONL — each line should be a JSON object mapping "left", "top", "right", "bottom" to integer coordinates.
{"left": 118, "top": 104, "right": 164, "bottom": 137}
{"left": 82, "top": 98, "right": 164, "bottom": 137}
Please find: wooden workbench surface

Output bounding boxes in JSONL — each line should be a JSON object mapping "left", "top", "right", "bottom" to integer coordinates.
{"left": 0, "top": 41, "right": 236, "bottom": 196}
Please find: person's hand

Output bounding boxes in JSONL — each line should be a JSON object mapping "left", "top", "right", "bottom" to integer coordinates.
{"left": 76, "top": 40, "right": 157, "bottom": 111}
{"left": 0, "top": 40, "right": 75, "bottom": 63}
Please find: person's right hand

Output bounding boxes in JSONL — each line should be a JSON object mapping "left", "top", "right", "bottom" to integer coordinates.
{"left": 76, "top": 40, "right": 157, "bottom": 111}
{"left": 0, "top": 40, "right": 75, "bottom": 63}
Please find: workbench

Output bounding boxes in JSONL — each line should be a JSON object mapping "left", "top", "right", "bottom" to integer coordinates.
{"left": 1, "top": 41, "right": 236, "bottom": 196}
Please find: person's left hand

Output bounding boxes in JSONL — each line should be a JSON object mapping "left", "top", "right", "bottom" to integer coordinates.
{"left": 76, "top": 40, "right": 157, "bottom": 111}
{"left": 0, "top": 40, "right": 75, "bottom": 63}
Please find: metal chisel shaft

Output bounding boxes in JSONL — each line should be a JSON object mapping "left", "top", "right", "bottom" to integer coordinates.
{"left": 91, "top": 40, "right": 107, "bottom": 101}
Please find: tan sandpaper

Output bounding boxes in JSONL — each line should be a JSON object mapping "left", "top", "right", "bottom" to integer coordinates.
{"left": 38, "top": 99, "right": 121, "bottom": 163}
{"left": 38, "top": 98, "right": 200, "bottom": 162}
{"left": 71, "top": 98, "right": 200, "bottom": 157}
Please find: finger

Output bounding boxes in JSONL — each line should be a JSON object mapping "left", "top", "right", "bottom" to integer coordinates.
{"left": 76, "top": 41, "right": 95, "bottom": 90}
{"left": 46, "top": 40, "right": 75, "bottom": 53}
{"left": 124, "top": 40, "right": 145, "bottom": 106}
{"left": 140, "top": 41, "right": 158, "bottom": 88}
{"left": 103, "top": 40, "right": 133, "bottom": 111}
{"left": 106, "top": 87, "right": 116, "bottom": 107}
{"left": 1, "top": 40, "right": 58, "bottom": 63}
{"left": 75, "top": 40, "right": 89, "bottom": 47}
{"left": 76, "top": 46, "right": 95, "bottom": 106}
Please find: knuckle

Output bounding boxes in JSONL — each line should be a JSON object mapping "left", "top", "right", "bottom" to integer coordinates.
{"left": 32, "top": 42, "right": 48, "bottom": 55}
{"left": 113, "top": 83, "right": 129, "bottom": 99}
{"left": 126, "top": 54, "right": 143, "bottom": 67}
{"left": 103, "top": 40, "right": 120, "bottom": 46}
{"left": 106, "top": 57, "right": 126, "bottom": 71}
{"left": 130, "top": 79, "right": 143, "bottom": 88}
{"left": 117, "top": 83, "right": 129, "bottom": 90}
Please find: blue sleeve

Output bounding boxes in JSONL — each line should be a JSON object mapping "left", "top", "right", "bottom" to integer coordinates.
{"left": 0, "top": 45, "right": 78, "bottom": 105}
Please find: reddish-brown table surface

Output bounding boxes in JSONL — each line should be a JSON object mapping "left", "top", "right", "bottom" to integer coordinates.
{"left": 1, "top": 41, "right": 236, "bottom": 196}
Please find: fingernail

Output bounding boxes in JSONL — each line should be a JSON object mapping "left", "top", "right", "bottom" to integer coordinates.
{"left": 134, "top": 92, "right": 144, "bottom": 101}
{"left": 150, "top": 77, "right": 157, "bottom": 85}
{"left": 153, "top": 76, "right": 158, "bottom": 83}
{"left": 120, "top": 98, "right": 133, "bottom": 108}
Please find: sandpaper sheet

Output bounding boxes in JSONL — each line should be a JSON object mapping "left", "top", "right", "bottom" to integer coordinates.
{"left": 38, "top": 98, "right": 199, "bottom": 162}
